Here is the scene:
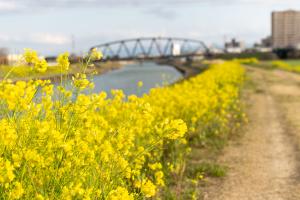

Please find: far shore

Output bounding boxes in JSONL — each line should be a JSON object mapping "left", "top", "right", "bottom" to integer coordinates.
{"left": 0, "top": 61, "right": 132, "bottom": 83}
{"left": 0, "top": 60, "right": 208, "bottom": 84}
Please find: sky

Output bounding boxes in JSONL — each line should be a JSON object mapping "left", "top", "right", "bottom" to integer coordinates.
{"left": 0, "top": 0, "right": 300, "bottom": 56}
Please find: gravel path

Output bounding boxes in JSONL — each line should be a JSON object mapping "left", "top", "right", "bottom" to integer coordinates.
{"left": 203, "top": 67, "right": 300, "bottom": 200}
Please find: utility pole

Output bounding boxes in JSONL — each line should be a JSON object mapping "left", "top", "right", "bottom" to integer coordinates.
{"left": 71, "top": 34, "right": 75, "bottom": 54}
{"left": 223, "top": 34, "right": 227, "bottom": 48}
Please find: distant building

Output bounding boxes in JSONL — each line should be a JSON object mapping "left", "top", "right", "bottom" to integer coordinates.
{"left": 262, "top": 36, "right": 272, "bottom": 47}
{"left": 254, "top": 36, "right": 272, "bottom": 52}
{"left": 45, "top": 56, "right": 59, "bottom": 66}
{"left": 272, "top": 10, "right": 300, "bottom": 49}
{"left": 209, "top": 47, "right": 224, "bottom": 54}
{"left": 224, "top": 38, "right": 245, "bottom": 53}
{"left": 0, "top": 48, "right": 8, "bottom": 65}
{"left": 7, "top": 54, "right": 23, "bottom": 65}
{"left": 171, "top": 43, "right": 181, "bottom": 56}
{"left": 7, "top": 54, "right": 46, "bottom": 66}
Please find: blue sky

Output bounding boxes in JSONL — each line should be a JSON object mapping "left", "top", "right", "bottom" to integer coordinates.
{"left": 0, "top": 0, "right": 300, "bottom": 56}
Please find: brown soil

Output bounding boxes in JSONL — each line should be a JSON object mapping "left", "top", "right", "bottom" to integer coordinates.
{"left": 203, "top": 67, "right": 300, "bottom": 200}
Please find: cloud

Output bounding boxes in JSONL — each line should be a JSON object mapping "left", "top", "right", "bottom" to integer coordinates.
{"left": 144, "top": 7, "right": 178, "bottom": 19}
{"left": 0, "top": 1, "right": 16, "bottom": 10}
{"left": 0, "top": 1, "right": 20, "bottom": 12}
{"left": 32, "top": 33, "right": 71, "bottom": 45}
{"left": 0, "top": 0, "right": 298, "bottom": 15}
{"left": 0, "top": 0, "right": 223, "bottom": 9}
{"left": 0, "top": 33, "right": 71, "bottom": 45}
{"left": 1, "top": 0, "right": 298, "bottom": 10}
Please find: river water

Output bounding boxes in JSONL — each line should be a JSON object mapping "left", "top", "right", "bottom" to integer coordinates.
{"left": 90, "top": 62, "right": 183, "bottom": 96}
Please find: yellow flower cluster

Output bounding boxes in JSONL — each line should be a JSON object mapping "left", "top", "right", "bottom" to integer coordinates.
{"left": 23, "top": 48, "right": 39, "bottom": 64}
{"left": 57, "top": 52, "right": 70, "bottom": 71}
{"left": 137, "top": 81, "right": 143, "bottom": 88}
{"left": 72, "top": 73, "right": 94, "bottom": 90}
{"left": 233, "top": 57, "right": 259, "bottom": 65}
{"left": 107, "top": 187, "right": 134, "bottom": 200}
{"left": 90, "top": 48, "right": 103, "bottom": 61}
{"left": 0, "top": 53, "right": 244, "bottom": 199}
{"left": 23, "top": 48, "right": 48, "bottom": 73}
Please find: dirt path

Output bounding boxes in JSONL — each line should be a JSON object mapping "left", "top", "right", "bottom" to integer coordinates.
{"left": 203, "top": 67, "right": 300, "bottom": 200}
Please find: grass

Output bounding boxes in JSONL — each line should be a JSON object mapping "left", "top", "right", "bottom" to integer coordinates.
{"left": 160, "top": 116, "right": 245, "bottom": 200}
{"left": 258, "top": 59, "right": 300, "bottom": 68}
{"left": 187, "top": 162, "right": 227, "bottom": 178}
{"left": 248, "top": 59, "right": 300, "bottom": 73}
{"left": 159, "top": 136, "right": 231, "bottom": 200}
{"left": 283, "top": 59, "right": 300, "bottom": 66}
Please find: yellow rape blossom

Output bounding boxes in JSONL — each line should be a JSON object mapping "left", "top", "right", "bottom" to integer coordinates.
{"left": 107, "top": 187, "right": 134, "bottom": 200}
{"left": 137, "top": 81, "right": 143, "bottom": 87}
{"left": 0, "top": 159, "right": 15, "bottom": 184}
{"left": 72, "top": 73, "right": 92, "bottom": 90}
{"left": 148, "top": 162, "right": 162, "bottom": 171}
{"left": 90, "top": 48, "right": 103, "bottom": 61}
{"left": 155, "top": 171, "right": 165, "bottom": 186}
{"left": 10, "top": 182, "right": 24, "bottom": 199}
{"left": 23, "top": 48, "right": 47, "bottom": 72}
{"left": 57, "top": 52, "right": 70, "bottom": 71}
{"left": 23, "top": 48, "right": 39, "bottom": 64}
{"left": 163, "top": 119, "right": 187, "bottom": 140}
{"left": 35, "top": 194, "right": 45, "bottom": 200}
{"left": 33, "top": 58, "right": 48, "bottom": 73}
{"left": 141, "top": 179, "right": 156, "bottom": 198}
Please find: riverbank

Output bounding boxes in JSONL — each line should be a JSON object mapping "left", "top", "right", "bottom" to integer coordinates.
{"left": 158, "top": 60, "right": 209, "bottom": 79}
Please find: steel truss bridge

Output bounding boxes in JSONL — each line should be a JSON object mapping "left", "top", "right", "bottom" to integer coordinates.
{"left": 90, "top": 37, "right": 210, "bottom": 61}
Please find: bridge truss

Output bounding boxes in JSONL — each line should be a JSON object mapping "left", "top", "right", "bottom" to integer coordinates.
{"left": 90, "top": 37, "right": 210, "bottom": 61}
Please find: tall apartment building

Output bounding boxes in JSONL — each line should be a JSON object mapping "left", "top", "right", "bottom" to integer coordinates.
{"left": 272, "top": 10, "right": 300, "bottom": 49}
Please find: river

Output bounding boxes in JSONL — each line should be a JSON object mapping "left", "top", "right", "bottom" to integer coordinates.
{"left": 90, "top": 62, "right": 183, "bottom": 96}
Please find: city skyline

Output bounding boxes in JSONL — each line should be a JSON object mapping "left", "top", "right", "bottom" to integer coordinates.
{"left": 0, "top": 0, "right": 300, "bottom": 55}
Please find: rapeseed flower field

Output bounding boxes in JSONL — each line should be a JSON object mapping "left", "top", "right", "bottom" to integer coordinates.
{"left": 0, "top": 50, "right": 245, "bottom": 199}
{"left": 271, "top": 60, "right": 300, "bottom": 73}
